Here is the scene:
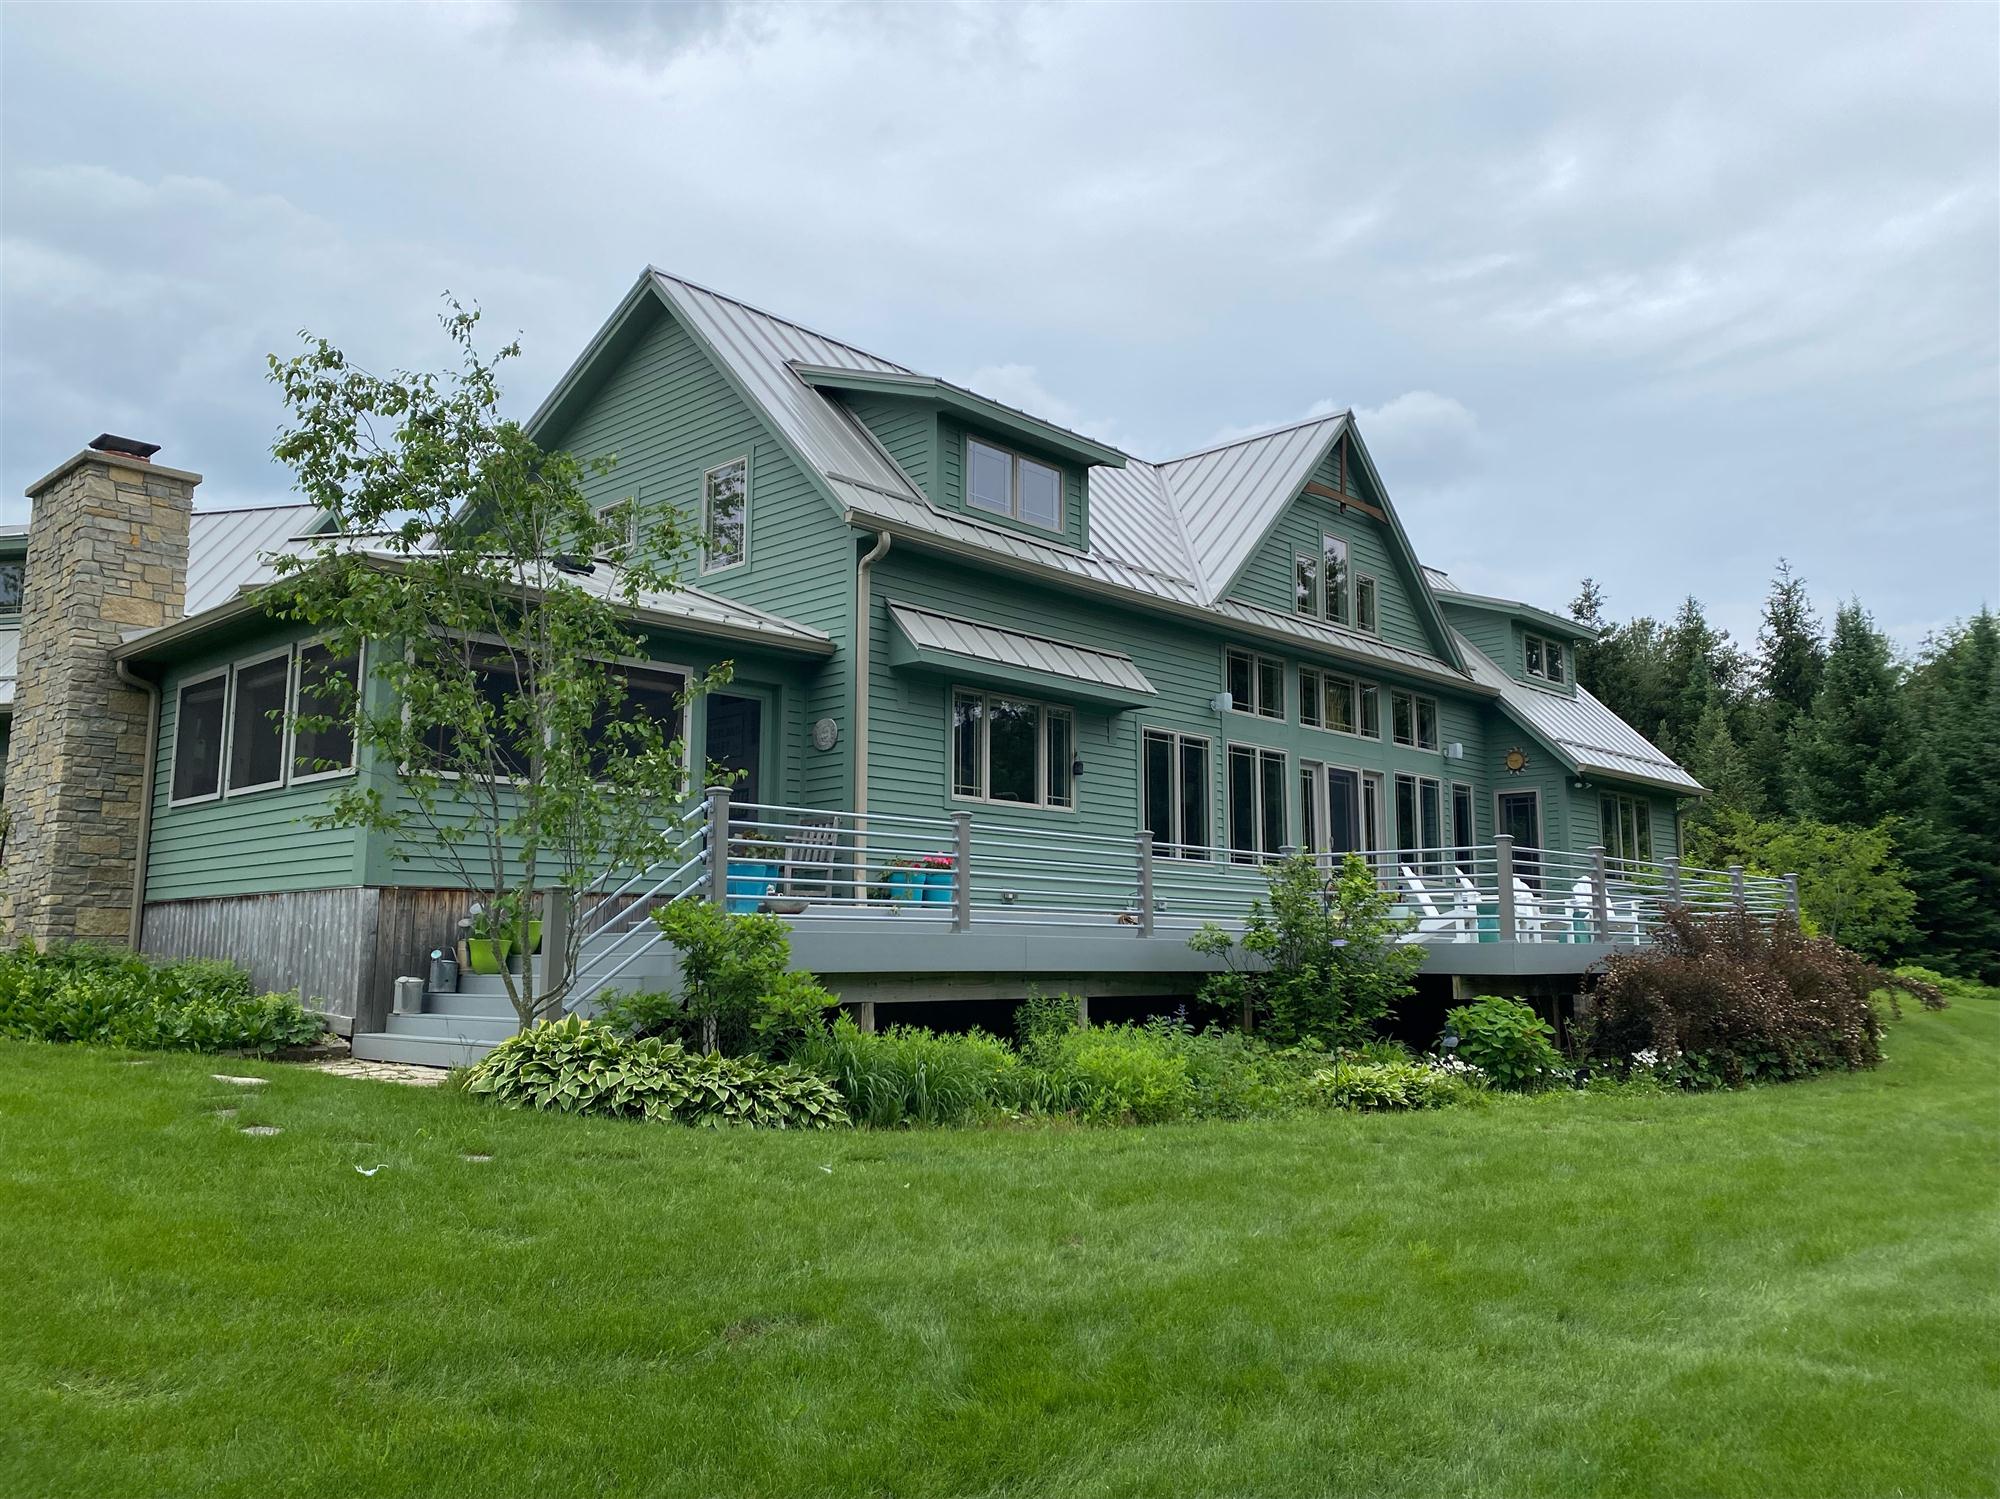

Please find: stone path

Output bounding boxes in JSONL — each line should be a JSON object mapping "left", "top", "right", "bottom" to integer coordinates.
{"left": 307, "top": 1058, "right": 446, "bottom": 1088}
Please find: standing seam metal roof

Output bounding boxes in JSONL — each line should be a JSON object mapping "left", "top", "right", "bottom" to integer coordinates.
{"left": 886, "top": 601, "right": 1157, "bottom": 696}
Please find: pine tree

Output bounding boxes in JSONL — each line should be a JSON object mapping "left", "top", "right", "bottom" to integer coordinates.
{"left": 1902, "top": 611, "right": 2000, "bottom": 978}
{"left": 1788, "top": 602, "right": 1915, "bottom": 827}
{"left": 1746, "top": 559, "right": 1826, "bottom": 810}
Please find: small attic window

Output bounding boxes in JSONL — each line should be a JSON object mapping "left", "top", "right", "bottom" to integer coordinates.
{"left": 1525, "top": 632, "right": 1568, "bottom": 686}
{"left": 967, "top": 436, "right": 1061, "bottom": 530}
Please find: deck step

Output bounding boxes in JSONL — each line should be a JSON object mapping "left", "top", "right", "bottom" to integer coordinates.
{"left": 350, "top": 1030, "right": 495, "bottom": 1068}
{"left": 385, "top": 1011, "right": 520, "bottom": 1044}
{"left": 420, "top": 989, "right": 518, "bottom": 1020}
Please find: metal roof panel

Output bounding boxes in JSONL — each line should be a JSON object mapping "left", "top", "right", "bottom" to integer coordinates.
{"left": 887, "top": 600, "right": 1156, "bottom": 697}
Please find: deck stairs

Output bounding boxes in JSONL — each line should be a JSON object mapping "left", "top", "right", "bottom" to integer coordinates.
{"left": 349, "top": 963, "right": 542, "bottom": 1068}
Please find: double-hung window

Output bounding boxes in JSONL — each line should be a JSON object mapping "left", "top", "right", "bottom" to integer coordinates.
{"left": 966, "top": 436, "right": 1063, "bottom": 530}
{"left": 1525, "top": 632, "right": 1568, "bottom": 686}
{"left": 703, "top": 458, "right": 748, "bottom": 572}
{"left": 1225, "top": 647, "right": 1284, "bottom": 719}
{"left": 1294, "top": 553, "right": 1320, "bottom": 617}
{"left": 1390, "top": 690, "right": 1439, "bottom": 750}
{"left": 1227, "top": 744, "right": 1287, "bottom": 861}
{"left": 1143, "top": 729, "right": 1211, "bottom": 858}
{"left": 1601, "top": 792, "right": 1653, "bottom": 864}
{"left": 1321, "top": 534, "right": 1349, "bottom": 625}
{"left": 595, "top": 499, "right": 637, "bottom": 561}
{"left": 951, "top": 688, "right": 1074, "bottom": 810}
{"left": 1355, "top": 574, "right": 1379, "bottom": 635}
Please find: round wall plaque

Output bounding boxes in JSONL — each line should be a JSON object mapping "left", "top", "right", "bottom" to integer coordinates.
{"left": 811, "top": 717, "right": 840, "bottom": 752}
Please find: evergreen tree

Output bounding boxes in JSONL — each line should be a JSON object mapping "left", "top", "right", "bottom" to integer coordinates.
{"left": 1788, "top": 602, "right": 1915, "bottom": 826}
{"left": 1746, "top": 559, "right": 1826, "bottom": 809}
{"left": 1902, "top": 612, "right": 2000, "bottom": 978}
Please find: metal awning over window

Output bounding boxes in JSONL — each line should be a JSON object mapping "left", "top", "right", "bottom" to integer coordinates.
{"left": 884, "top": 600, "right": 1157, "bottom": 708}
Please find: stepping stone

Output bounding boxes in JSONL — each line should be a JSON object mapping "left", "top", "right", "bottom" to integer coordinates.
{"left": 211, "top": 1075, "right": 266, "bottom": 1087}
{"left": 240, "top": 1125, "right": 282, "bottom": 1137}
{"left": 462, "top": 1153, "right": 493, "bottom": 1164}
{"left": 213, "top": 1108, "right": 238, "bottom": 1119}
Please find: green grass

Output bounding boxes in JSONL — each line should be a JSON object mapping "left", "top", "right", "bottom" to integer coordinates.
{"left": 2, "top": 1004, "right": 1995, "bottom": 1499}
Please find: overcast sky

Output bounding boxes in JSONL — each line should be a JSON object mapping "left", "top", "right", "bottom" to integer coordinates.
{"left": 3, "top": 2, "right": 1994, "bottom": 648}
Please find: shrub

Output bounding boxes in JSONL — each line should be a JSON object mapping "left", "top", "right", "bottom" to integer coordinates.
{"left": 629, "top": 902, "right": 839, "bottom": 1059}
{"left": 1191, "top": 854, "right": 1423, "bottom": 1047}
{"left": 1297, "top": 1057, "right": 1482, "bottom": 1111}
{"left": 0, "top": 943, "right": 324, "bottom": 1054}
{"left": 1445, "top": 997, "right": 1564, "bottom": 1091}
{"left": 1030, "top": 1021, "right": 1193, "bottom": 1123}
{"left": 1582, "top": 908, "right": 1947, "bottom": 1088}
{"left": 1014, "top": 989, "right": 1081, "bottom": 1050}
{"left": 792, "top": 1016, "right": 1022, "bottom": 1127}
{"left": 464, "top": 1015, "right": 848, "bottom": 1128}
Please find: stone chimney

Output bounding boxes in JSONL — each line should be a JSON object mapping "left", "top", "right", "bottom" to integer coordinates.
{"left": 2, "top": 437, "right": 199, "bottom": 945}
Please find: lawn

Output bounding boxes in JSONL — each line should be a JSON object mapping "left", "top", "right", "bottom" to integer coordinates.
{"left": 1, "top": 1002, "right": 1995, "bottom": 1499}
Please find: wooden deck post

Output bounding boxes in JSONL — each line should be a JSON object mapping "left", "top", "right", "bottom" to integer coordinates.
{"left": 706, "top": 785, "right": 733, "bottom": 909}
{"left": 951, "top": 812, "right": 973, "bottom": 933}
{"left": 1494, "top": 834, "right": 1516, "bottom": 942}
{"left": 1136, "top": 828, "right": 1155, "bottom": 937}
{"left": 1729, "top": 864, "right": 1747, "bottom": 913}
{"left": 1589, "top": 845, "right": 1612, "bottom": 942}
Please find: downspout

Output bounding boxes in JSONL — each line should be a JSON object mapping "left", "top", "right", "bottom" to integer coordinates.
{"left": 114, "top": 659, "right": 161, "bottom": 950}
{"left": 851, "top": 531, "right": 892, "bottom": 898}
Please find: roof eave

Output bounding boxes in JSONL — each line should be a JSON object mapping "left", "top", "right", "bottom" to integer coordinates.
{"left": 1436, "top": 589, "right": 1600, "bottom": 641}
{"left": 792, "top": 363, "right": 1129, "bottom": 469}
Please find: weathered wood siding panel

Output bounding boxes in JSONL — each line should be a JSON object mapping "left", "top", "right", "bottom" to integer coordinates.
{"left": 146, "top": 627, "right": 367, "bottom": 901}
{"left": 544, "top": 303, "right": 856, "bottom": 811}
{"left": 1231, "top": 446, "right": 1440, "bottom": 659}
{"left": 141, "top": 886, "right": 377, "bottom": 1024}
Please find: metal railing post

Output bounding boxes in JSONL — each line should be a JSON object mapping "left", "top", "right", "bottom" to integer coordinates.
{"left": 1589, "top": 844, "right": 1612, "bottom": 942}
{"left": 1784, "top": 872, "right": 1800, "bottom": 923}
{"left": 1494, "top": 834, "right": 1515, "bottom": 942}
{"left": 1663, "top": 856, "right": 1682, "bottom": 906}
{"left": 1136, "top": 828, "right": 1155, "bottom": 937}
{"left": 706, "top": 785, "right": 733, "bottom": 909}
{"left": 1729, "top": 864, "right": 1747, "bottom": 914}
{"left": 951, "top": 811, "right": 973, "bottom": 932}
{"left": 537, "top": 885, "right": 571, "bottom": 1023}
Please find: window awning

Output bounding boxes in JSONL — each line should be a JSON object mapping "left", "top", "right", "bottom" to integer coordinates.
{"left": 884, "top": 600, "right": 1157, "bottom": 708}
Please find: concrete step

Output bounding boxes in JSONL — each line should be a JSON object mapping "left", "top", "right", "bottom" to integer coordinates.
{"left": 421, "top": 989, "right": 519, "bottom": 1020}
{"left": 350, "top": 1030, "right": 495, "bottom": 1068}
{"left": 384, "top": 1011, "right": 520, "bottom": 1044}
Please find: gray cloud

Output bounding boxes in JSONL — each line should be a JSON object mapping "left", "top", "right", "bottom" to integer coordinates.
{"left": 2, "top": 1, "right": 1993, "bottom": 646}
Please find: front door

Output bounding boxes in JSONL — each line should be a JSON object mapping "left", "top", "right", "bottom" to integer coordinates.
{"left": 706, "top": 694, "right": 763, "bottom": 806}
{"left": 1497, "top": 790, "right": 1541, "bottom": 884}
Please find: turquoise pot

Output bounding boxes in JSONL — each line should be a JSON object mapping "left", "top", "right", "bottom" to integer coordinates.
{"left": 922, "top": 867, "right": 954, "bottom": 903}
{"left": 885, "top": 868, "right": 924, "bottom": 904}
{"left": 726, "top": 860, "right": 779, "bottom": 914}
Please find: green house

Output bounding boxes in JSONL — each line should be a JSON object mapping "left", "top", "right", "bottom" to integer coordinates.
{"left": 5, "top": 271, "right": 1785, "bottom": 1066}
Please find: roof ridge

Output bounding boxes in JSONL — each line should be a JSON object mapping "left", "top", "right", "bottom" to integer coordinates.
{"left": 649, "top": 266, "right": 920, "bottom": 377}
{"left": 1158, "top": 410, "right": 1350, "bottom": 467}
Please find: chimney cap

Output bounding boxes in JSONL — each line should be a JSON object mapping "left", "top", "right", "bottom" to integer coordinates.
{"left": 89, "top": 434, "right": 161, "bottom": 461}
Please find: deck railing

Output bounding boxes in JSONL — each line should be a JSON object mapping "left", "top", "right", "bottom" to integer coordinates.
{"left": 562, "top": 789, "right": 1799, "bottom": 1007}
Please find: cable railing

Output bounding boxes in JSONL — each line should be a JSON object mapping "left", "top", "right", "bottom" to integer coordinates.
{"left": 561, "top": 790, "right": 1803, "bottom": 1005}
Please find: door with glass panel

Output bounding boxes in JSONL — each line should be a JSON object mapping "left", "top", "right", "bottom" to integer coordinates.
{"left": 1496, "top": 790, "right": 1542, "bottom": 887}
{"left": 1301, "top": 763, "right": 1382, "bottom": 877}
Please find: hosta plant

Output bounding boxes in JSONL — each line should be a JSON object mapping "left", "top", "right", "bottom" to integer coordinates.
{"left": 1444, "top": 996, "right": 1564, "bottom": 1091}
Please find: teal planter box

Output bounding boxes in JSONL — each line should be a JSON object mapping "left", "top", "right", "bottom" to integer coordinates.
{"left": 1475, "top": 902, "right": 1499, "bottom": 943}
{"left": 727, "top": 860, "right": 779, "bottom": 914}
{"left": 885, "top": 868, "right": 924, "bottom": 904}
{"left": 923, "top": 867, "right": 954, "bottom": 903}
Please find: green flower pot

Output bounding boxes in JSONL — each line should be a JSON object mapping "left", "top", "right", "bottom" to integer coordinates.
{"left": 466, "top": 938, "right": 513, "bottom": 975}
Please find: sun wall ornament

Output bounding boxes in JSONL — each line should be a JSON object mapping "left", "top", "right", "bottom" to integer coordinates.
{"left": 1504, "top": 747, "right": 1530, "bottom": 775}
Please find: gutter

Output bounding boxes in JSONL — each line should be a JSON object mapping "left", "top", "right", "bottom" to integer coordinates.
{"left": 852, "top": 531, "right": 892, "bottom": 817}
{"left": 114, "top": 659, "right": 161, "bottom": 949}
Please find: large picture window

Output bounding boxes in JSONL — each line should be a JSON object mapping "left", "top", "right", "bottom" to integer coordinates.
{"left": 1601, "top": 792, "right": 1653, "bottom": 864}
{"left": 951, "top": 688, "right": 1073, "bottom": 809}
{"left": 170, "top": 673, "right": 228, "bottom": 804}
{"left": 1143, "top": 728, "right": 1210, "bottom": 859}
{"left": 703, "top": 458, "right": 748, "bottom": 572}
{"left": 420, "top": 649, "right": 532, "bottom": 779}
{"left": 1227, "top": 744, "right": 1287, "bottom": 861}
{"left": 227, "top": 652, "right": 292, "bottom": 794}
{"left": 966, "top": 436, "right": 1063, "bottom": 530}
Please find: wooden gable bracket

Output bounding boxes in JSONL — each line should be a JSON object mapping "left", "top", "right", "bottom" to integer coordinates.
{"left": 1301, "top": 480, "right": 1387, "bottom": 524}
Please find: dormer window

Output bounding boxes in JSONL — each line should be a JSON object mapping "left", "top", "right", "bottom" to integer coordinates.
{"left": 1525, "top": 632, "right": 1567, "bottom": 686}
{"left": 967, "top": 436, "right": 1061, "bottom": 530}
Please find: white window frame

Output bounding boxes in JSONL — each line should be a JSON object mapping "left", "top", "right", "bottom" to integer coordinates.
{"left": 287, "top": 638, "right": 366, "bottom": 787}
{"left": 1601, "top": 791, "right": 1653, "bottom": 864}
{"left": 1225, "top": 741, "right": 1289, "bottom": 862}
{"left": 1524, "top": 631, "right": 1568, "bottom": 686}
{"left": 1141, "top": 726, "right": 1212, "bottom": 860}
{"left": 1389, "top": 689, "right": 1439, "bottom": 750}
{"left": 701, "top": 456, "right": 750, "bottom": 574}
{"left": 948, "top": 686, "right": 1076, "bottom": 813}
{"left": 594, "top": 499, "right": 638, "bottom": 561}
{"left": 1355, "top": 573, "right": 1379, "bottom": 636}
{"left": 166, "top": 667, "right": 231, "bottom": 808}
{"left": 1294, "top": 551, "right": 1320, "bottom": 618}
{"left": 1321, "top": 533, "right": 1349, "bottom": 626}
{"left": 964, "top": 434, "right": 1065, "bottom": 532}
{"left": 223, "top": 646, "right": 296, "bottom": 798}
{"left": 1225, "top": 646, "right": 1286, "bottom": 720}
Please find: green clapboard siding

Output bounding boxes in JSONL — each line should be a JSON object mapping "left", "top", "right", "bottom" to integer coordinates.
{"left": 1231, "top": 447, "right": 1441, "bottom": 661}
{"left": 541, "top": 301, "right": 856, "bottom": 810}
{"left": 839, "top": 391, "right": 935, "bottom": 498}
{"left": 1441, "top": 602, "right": 1510, "bottom": 667}
{"left": 146, "top": 627, "right": 366, "bottom": 900}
